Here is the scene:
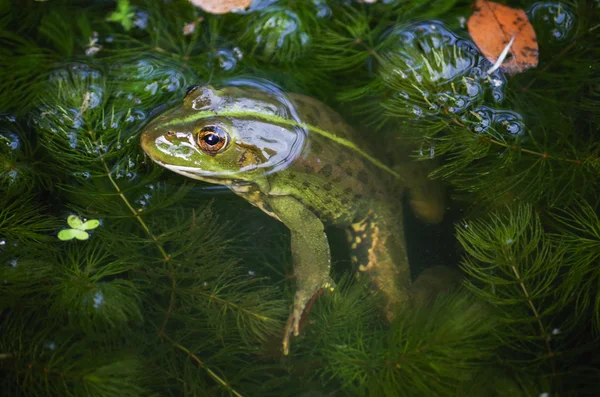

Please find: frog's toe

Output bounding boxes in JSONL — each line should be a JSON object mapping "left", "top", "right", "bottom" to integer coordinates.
{"left": 282, "top": 313, "right": 296, "bottom": 355}
{"left": 282, "top": 287, "right": 328, "bottom": 355}
{"left": 282, "top": 302, "right": 305, "bottom": 355}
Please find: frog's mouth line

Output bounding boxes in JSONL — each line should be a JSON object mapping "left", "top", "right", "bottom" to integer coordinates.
{"left": 154, "top": 160, "right": 241, "bottom": 183}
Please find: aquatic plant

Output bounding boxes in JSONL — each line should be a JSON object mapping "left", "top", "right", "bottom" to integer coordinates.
{"left": 0, "top": 0, "right": 599, "bottom": 396}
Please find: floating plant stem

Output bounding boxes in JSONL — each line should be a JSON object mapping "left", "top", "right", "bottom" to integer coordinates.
{"left": 96, "top": 144, "right": 176, "bottom": 336}
{"left": 509, "top": 261, "right": 557, "bottom": 376}
{"left": 162, "top": 333, "right": 245, "bottom": 397}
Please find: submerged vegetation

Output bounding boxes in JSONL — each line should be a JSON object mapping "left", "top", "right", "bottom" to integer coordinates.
{"left": 0, "top": 0, "right": 599, "bottom": 396}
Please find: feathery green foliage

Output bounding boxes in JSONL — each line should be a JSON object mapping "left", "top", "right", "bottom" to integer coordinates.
{"left": 0, "top": 0, "right": 599, "bottom": 396}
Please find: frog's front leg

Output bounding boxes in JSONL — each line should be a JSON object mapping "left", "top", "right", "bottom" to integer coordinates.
{"left": 268, "top": 195, "right": 334, "bottom": 355}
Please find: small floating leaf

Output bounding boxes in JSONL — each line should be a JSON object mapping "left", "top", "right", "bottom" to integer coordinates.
{"left": 467, "top": 0, "right": 539, "bottom": 75}
{"left": 108, "top": 0, "right": 136, "bottom": 31}
{"left": 58, "top": 229, "right": 90, "bottom": 241}
{"left": 79, "top": 219, "right": 100, "bottom": 230}
{"left": 67, "top": 215, "right": 84, "bottom": 229}
{"left": 59, "top": 215, "right": 100, "bottom": 240}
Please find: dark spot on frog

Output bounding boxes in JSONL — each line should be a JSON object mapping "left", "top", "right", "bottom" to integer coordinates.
{"left": 323, "top": 198, "right": 332, "bottom": 205}
{"left": 238, "top": 151, "right": 247, "bottom": 167}
{"left": 304, "top": 164, "right": 314, "bottom": 173}
{"left": 288, "top": 173, "right": 297, "bottom": 179}
{"left": 344, "top": 187, "right": 353, "bottom": 195}
{"left": 319, "top": 164, "right": 333, "bottom": 177}
{"left": 323, "top": 183, "right": 333, "bottom": 192}
{"left": 303, "top": 181, "right": 311, "bottom": 188}
{"left": 357, "top": 170, "right": 369, "bottom": 184}
{"left": 341, "top": 198, "right": 349, "bottom": 205}
{"left": 332, "top": 176, "right": 342, "bottom": 183}
{"left": 354, "top": 194, "right": 363, "bottom": 200}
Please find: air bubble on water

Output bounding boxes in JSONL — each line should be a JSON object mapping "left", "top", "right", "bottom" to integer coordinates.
{"left": 212, "top": 49, "right": 238, "bottom": 72}
{"left": 135, "top": 184, "right": 156, "bottom": 209}
{"left": 464, "top": 80, "right": 481, "bottom": 97}
{"left": 552, "top": 328, "right": 560, "bottom": 335}
{"left": 134, "top": 11, "right": 149, "bottom": 30}
{"left": 44, "top": 341, "right": 57, "bottom": 350}
{"left": 114, "top": 157, "right": 138, "bottom": 180}
{"left": 0, "top": 240, "right": 6, "bottom": 247}
{"left": 134, "top": 60, "right": 154, "bottom": 77}
{"left": 315, "top": 0, "right": 331, "bottom": 18}
{"left": 233, "top": 47, "right": 244, "bottom": 60}
{"left": 429, "top": 144, "right": 436, "bottom": 159}
{"left": 470, "top": 106, "right": 525, "bottom": 138}
{"left": 529, "top": 2, "right": 576, "bottom": 43}
{"left": 471, "top": 107, "right": 493, "bottom": 133}
{"left": 492, "top": 89, "right": 505, "bottom": 103}
{"left": 1, "top": 133, "right": 21, "bottom": 151}
{"left": 494, "top": 110, "right": 525, "bottom": 137}
{"left": 6, "top": 169, "right": 19, "bottom": 184}
{"left": 412, "top": 106, "right": 424, "bottom": 117}
{"left": 93, "top": 291, "right": 104, "bottom": 309}
{"left": 505, "top": 238, "right": 514, "bottom": 245}
{"left": 382, "top": 22, "right": 480, "bottom": 84}
{"left": 73, "top": 171, "right": 91, "bottom": 180}
{"left": 0, "top": 114, "right": 17, "bottom": 123}
{"left": 66, "top": 132, "right": 78, "bottom": 149}
{"left": 248, "top": 270, "right": 256, "bottom": 276}
{"left": 85, "top": 89, "right": 102, "bottom": 109}
{"left": 145, "top": 82, "right": 159, "bottom": 95}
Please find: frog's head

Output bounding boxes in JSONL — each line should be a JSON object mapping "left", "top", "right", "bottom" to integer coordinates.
{"left": 141, "top": 82, "right": 306, "bottom": 185}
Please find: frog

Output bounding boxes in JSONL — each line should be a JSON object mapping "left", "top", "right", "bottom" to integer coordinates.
{"left": 140, "top": 80, "right": 447, "bottom": 355}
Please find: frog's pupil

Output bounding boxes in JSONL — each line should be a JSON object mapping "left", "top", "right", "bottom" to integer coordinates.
{"left": 203, "top": 133, "right": 220, "bottom": 146}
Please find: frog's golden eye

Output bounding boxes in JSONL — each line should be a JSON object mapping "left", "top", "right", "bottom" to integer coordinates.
{"left": 197, "top": 126, "right": 229, "bottom": 155}
{"left": 184, "top": 85, "right": 200, "bottom": 98}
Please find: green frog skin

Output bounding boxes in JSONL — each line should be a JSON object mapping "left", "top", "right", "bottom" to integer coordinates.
{"left": 140, "top": 81, "right": 445, "bottom": 355}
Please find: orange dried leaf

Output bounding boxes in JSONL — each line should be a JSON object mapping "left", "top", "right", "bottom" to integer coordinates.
{"left": 467, "top": 0, "right": 539, "bottom": 75}
{"left": 189, "top": 0, "right": 252, "bottom": 14}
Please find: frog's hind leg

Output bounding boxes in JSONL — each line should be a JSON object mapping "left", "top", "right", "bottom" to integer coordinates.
{"left": 347, "top": 209, "right": 411, "bottom": 321}
{"left": 268, "top": 195, "right": 335, "bottom": 356}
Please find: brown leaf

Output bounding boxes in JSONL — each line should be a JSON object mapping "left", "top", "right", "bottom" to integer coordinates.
{"left": 189, "top": 0, "right": 252, "bottom": 14}
{"left": 467, "top": 0, "right": 539, "bottom": 75}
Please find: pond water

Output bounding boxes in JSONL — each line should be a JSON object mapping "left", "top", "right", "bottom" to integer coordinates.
{"left": 0, "top": 1, "right": 598, "bottom": 396}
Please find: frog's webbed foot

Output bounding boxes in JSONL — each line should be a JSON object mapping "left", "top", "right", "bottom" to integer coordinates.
{"left": 268, "top": 195, "right": 333, "bottom": 356}
{"left": 282, "top": 287, "right": 327, "bottom": 355}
